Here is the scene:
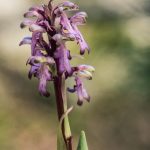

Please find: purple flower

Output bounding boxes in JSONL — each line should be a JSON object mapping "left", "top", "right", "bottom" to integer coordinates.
{"left": 67, "top": 64, "right": 94, "bottom": 105}
{"left": 68, "top": 77, "right": 90, "bottom": 106}
{"left": 26, "top": 55, "right": 55, "bottom": 96}
{"left": 54, "top": 45, "right": 72, "bottom": 75}
{"left": 38, "top": 64, "right": 52, "bottom": 97}
{"left": 70, "top": 12, "right": 90, "bottom": 55}
{"left": 52, "top": 34, "right": 72, "bottom": 75}
{"left": 20, "top": 0, "right": 94, "bottom": 105}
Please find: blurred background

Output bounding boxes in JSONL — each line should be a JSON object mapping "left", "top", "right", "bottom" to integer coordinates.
{"left": 0, "top": 0, "right": 150, "bottom": 149}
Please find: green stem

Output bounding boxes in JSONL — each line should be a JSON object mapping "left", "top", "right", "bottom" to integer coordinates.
{"left": 54, "top": 74, "right": 72, "bottom": 150}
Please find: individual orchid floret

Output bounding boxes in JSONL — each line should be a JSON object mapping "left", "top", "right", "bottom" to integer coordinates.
{"left": 31, "top": 32, "right": 46, "bottom": 56}
{"left": 68, "top": 77, "right": 90, "bottom": 106}
{"left": 60, "top": 13, "right": 77, "bottom": 39}
{"left": 58, "top": 1, "right": 79, "bottom": 11}
{"left": 54, "top": 46, "right": 72, "bottom": 75}
{"left": 52, "top": 34, "right": 72, "bottom": 75}
{"left": 67, "top": 64, "right": 95, "bottom": 105}
{"left": 76, "top": 77, "right": 90, "bottom": 106}
{"left": 73, "top": 64, "right": 95, "bottom": 80}
{"left": 54, "top": 1, "right": 79, "bottom": 15}
{"left": 70, "top": 13, "right": 90, "bottom": 55}
{"left": 27, "top": 63, "right": 52, "bottom": 97}
{"left": 37, "top": 64, "right": 52, "bottom": 97}
{"left": 26, "top": 55, "right": 55, "bottom": 97}
{"left": 53, "top": 2, "right": 78, "bottom": 39}
{"left": 77, "top": 65, "right": 95, "bottom": 73}
{"left": 70, "top": 12, "right": 88, "bottom": 25}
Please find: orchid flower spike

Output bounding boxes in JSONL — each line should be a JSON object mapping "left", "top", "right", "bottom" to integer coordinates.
{"left": 20, "top": 0, "right": 95, "bottom": 105}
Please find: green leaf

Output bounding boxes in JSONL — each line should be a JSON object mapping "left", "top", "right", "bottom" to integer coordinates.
{"left": 77, "top": 131, "right": 89, "bottom": 150}
{"left": 57, "top": 124, "right": 66, "bottom": 150}
{"left": 61, "top": 74, "right": 72, "bottom": 139}
{"left": 57, "top": 107, "right": 73, "bottom": 150}
{"left": 64, "top": 115, "right": 72, "bottom": 140}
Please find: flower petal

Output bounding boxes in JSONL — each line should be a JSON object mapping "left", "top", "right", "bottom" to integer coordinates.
{"left": 75, "top": 77, "right": 90, "bottom": 106}
{"left": 71, "top": 24, "right": 90, "bottom": 55}
{"left": 60, "top": 13, "right": 76, "bottom": 39}
{"left": 38, "top": 78, "right": 50, "bottom": 97}
{"left": 67, "top": 86, "right": 76, "bottom": 93}
{"left": 70, "top": 12, "right": 87, "bottom": 25}
{"left": 20, "top": 20, "right": 34, "bottom": 28}
{"left": 19, "top": 37, "right": 32, "bottom": 46}
{"left": 58, "top": 1, "right": 79, "bottom": 11}
{"left": 24, "top": 10, "right": 43, "bottom": 19}
{"left": 31, "top": 32, "right": 42, "bottom": 56}
{"left": 29, "top": 6, "right": 44, "bottom": 12}
{"left": 29, "top": 24, "right": 46, "bottom": 32}
{"left": 77, "top": 65, "right": 95, "bottom": 73}
{"left": 76, "top": 70, "right": 92, "bottom": 80}
{"left": 37, "top": 64, "right": 52, "bottom": 97}
{"left": 54, "top": 45, "right": 72, "bottom": 75}
{"left": 28, "top": 65, "right": 39, "bottom": 79}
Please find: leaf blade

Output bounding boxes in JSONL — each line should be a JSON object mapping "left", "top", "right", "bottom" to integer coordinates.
{"left": 77, "top": 131, "right": 89, "bottom": 150}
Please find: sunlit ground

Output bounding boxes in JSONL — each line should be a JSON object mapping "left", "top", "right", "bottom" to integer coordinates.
{"left": 0, "top": 0, "right": 150, "bottom": 150}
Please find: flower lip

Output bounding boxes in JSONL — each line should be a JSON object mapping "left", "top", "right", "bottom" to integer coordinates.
{"left": 77, "top": 70, "right": 93, "bottom": 80}
{"left": 19, "top": 37, "right": 32, "bottom": 46}
{"left": 72, "top": 65, "right": 95, "bottom": 80}
{"left": 20, "top": 20, "right": 34, "bottom": 28}
{"left": 29, "top": 24, "right": 46, "bottom": 32}
{"left": 75, "top": 77, "right": 90, "bottom": 106}
{"left": 24, "top": 10, "right": 43, "bottom": 19}
{"left": 58, "top": 1, "right": 79, "bottom": 11}
{"left": 77, "top": 12, "right": 88, "bottom": 17}
{"left": 70, "top": 12, "right": 88, "bottom": 25}
{"left": 77, "top": 65, "right": 95, "bottom": 73}
{"left": 27, "top": 56, "right": 55, "bottom": 66}
{"left": 29, "top": 6, "right": 44, "bottom": 12}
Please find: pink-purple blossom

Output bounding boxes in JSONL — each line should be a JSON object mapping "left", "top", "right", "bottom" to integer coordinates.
{"left": 20, "top": 0, "right": 94, "bottom": 105}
